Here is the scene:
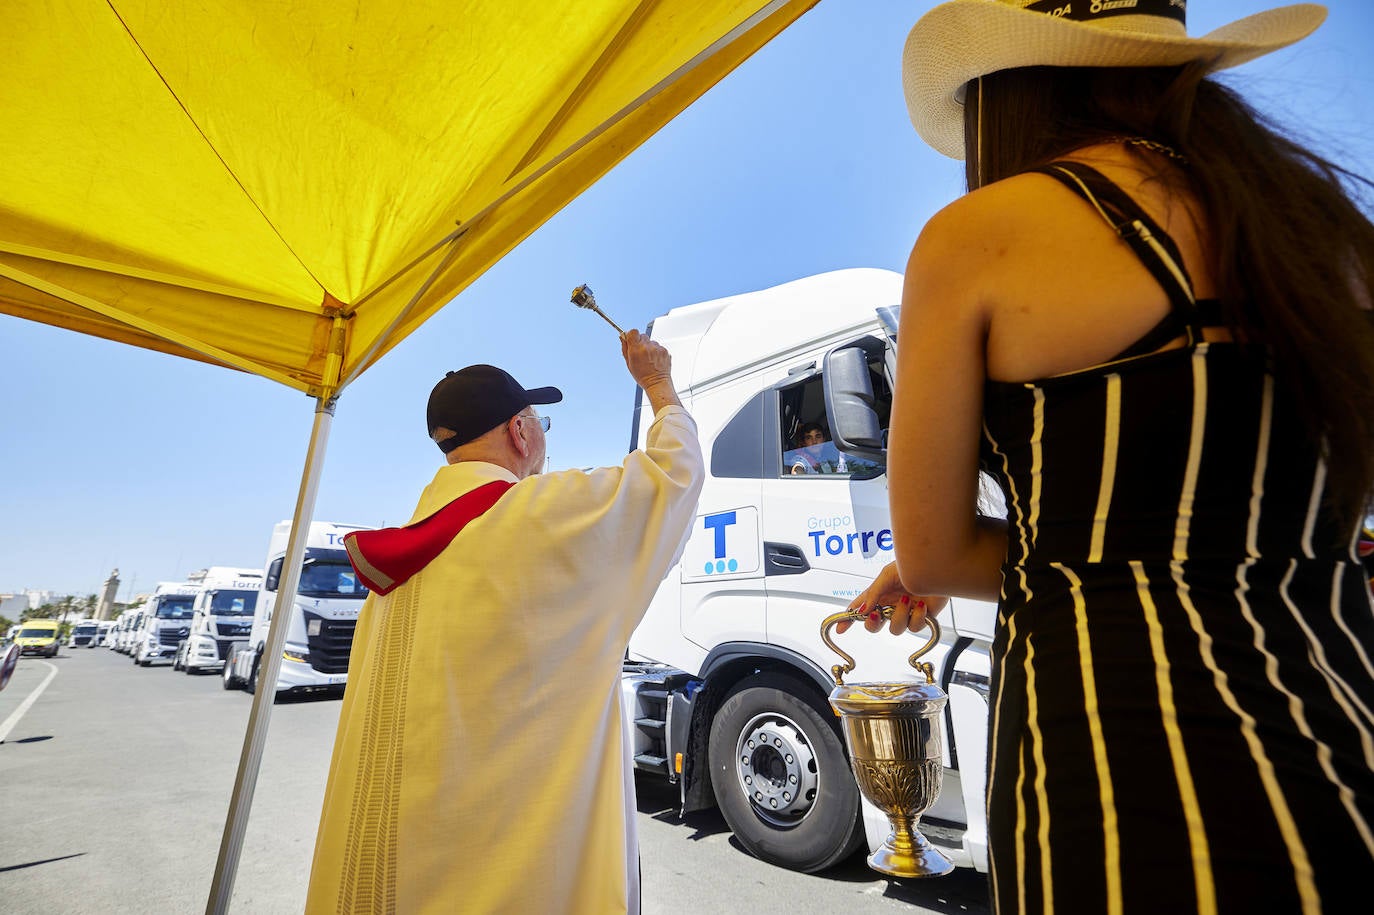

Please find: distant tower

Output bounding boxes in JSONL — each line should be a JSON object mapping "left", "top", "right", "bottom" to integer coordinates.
{"left": 96, "top": 568, "right": 121, "bottom": 621}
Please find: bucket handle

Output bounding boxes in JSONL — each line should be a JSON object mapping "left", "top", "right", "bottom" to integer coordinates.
{"left": 820, "top": 606, "right": 940, "bottom": 687}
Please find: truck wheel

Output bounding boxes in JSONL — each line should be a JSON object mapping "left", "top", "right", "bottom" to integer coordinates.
{"left": 245, "top": 649, "right": 260, "bottom": 695}
{"left": 243, "top": 653, "right": 282, "bottom": 703}
{"left": 222, "top": 649, "right": 241, "bottom": 690}
{"left": 708, "top": 671, "right": 864, "bottom": 873}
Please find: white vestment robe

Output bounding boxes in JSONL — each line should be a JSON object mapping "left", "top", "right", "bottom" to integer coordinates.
{"left": 306, "top": 406, "right": 703, "bottom": 914}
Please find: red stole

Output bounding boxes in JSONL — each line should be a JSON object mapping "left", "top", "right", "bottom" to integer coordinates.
{"left": 343, "top": 480, "right": 515, "bottom": 595}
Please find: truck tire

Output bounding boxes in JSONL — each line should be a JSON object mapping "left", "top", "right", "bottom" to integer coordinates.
{"left": 708, "top": 671, "right": 864, "bottom": 873}
{"left": 222, "top": 648, "right": 241, "bottom": 690}
{"left": 244, "top": 650, "right": 283, "bottom": 703}
{"left": 245, "top": 648, "right": 261, "bottom": 696}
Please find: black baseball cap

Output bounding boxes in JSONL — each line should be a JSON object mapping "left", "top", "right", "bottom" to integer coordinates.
{"left": 426, "top": 364, "right": 563, "bottom": 453}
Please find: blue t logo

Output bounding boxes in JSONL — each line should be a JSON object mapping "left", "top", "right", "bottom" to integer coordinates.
{"left": 703, "top": 511, "right": 737, "bottom": 559}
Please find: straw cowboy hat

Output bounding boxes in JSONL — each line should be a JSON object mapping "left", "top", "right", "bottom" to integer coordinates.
{"left": 903, "top": 0, "right": 1327, "bottom": 158}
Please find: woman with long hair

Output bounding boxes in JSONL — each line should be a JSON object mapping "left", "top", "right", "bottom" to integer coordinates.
{"left": 845, "top": 1, "right": 1374, "bottom": 911}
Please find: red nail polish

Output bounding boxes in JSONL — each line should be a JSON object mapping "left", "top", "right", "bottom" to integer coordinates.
{"left": 900, "top": 595, "right": 910, "bottom": 605}
{"left": 868, "top": 611, "right": 879, "bottom": 622}
{"left": 916, "top": 599, "right": 926, "bottom": 609}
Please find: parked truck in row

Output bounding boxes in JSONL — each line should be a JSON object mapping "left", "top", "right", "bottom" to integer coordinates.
{"left": 111, "top": 606, "right": 142, "bottom": 653}
{"left": 69, "top": 620, "right": 101, "bottom": 648}
{"left": 618, "top": 269, "right": 997, "bottom": 875}
{"left": 223, "top": 521, "right": 371, "bottom": 698}
{"left": 174, "top": 566, "right": 263, "bottom": 674}
{"left": 133, "top": 582, "right": 203, "bottom": 666}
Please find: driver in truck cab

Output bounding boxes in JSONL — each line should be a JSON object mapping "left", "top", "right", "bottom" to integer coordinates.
{"left": 308, "top": 329, "right": 704, "bottom": 915}
{"left": 788, "top": 421, "right": 831, "bottom": 474}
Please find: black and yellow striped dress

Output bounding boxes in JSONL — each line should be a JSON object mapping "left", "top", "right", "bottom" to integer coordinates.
{"left": 979, "top": 162, "right": 1374, "bottom": 914}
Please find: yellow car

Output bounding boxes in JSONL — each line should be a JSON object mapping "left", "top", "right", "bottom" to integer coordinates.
{"left": 15, "top": 619, "right": 61, "bottom": 658}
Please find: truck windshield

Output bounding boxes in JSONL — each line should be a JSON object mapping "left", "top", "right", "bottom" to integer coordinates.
{"left": 155, "top": 597, "right": 195, "bottom": 619}
{"left": 298, "top": 560, "right": 369, "bottom": 598}
{"left": 75, "top": 623, "right": 99, "bottom": 633}
{"left": 208, "top": 590, "right": 259, "bottom": 616}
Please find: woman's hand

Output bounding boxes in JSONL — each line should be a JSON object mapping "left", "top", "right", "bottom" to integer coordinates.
{"left": 836, "top": 561, "right": 949, "bottom": 635}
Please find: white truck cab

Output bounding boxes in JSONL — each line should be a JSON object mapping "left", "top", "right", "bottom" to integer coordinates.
{"left": 134, "top": 583, "right": 203, "bottom": 666}
{"left": 176, "top": 566, "right": 263, "bottom": 674}
{"left": 69, "top": 620, "right": 100, "bottom": 648}
{"left": 621, "top": 269, "right": 998, "bottom": 875}
{"left": 114, "top": 606, "right": 144, "bottom": 654}
{"left": 223, "top": 521, "right": 371, "bottom": 698}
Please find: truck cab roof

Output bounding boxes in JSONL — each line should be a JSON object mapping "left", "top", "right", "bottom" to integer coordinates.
{"left": 651, "top": 268, "right": 902, "bottom": 393}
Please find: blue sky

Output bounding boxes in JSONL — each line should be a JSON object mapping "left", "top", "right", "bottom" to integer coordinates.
{"left": 3, "top": 0, "right": 1372, "bottom": 600}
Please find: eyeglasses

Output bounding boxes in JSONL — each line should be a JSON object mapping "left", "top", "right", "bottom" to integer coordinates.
{"left": 521, "top": 413, "right": 551, "bottom": 433}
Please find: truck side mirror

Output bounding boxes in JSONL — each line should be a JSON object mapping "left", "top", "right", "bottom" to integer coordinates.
{"left": 265, "top": 558, "right": 282, "bottom": 591}
{"left": 823, "top": 345, "right": 884, "bottom": 462}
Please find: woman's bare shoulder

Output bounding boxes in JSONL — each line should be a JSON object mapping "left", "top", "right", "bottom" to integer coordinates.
{"left": 908, "top": 174, "right": 1074, "bottom": 299}
{"left": 916, "top": 174, "right": 1076, "bottom": 252}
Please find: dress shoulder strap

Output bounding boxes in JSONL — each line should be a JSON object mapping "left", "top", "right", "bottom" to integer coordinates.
{"left": 1029, "top": 161, "right": 1202, "bottom": 340}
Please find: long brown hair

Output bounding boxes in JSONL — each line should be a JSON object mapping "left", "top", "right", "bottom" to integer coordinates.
{"left": 964, "top": 65, "right": 1374, "bottom": 535}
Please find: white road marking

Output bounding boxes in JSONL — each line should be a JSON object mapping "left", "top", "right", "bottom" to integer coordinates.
{"left": 0, "top": 660, "right": 59, "bottom": 743}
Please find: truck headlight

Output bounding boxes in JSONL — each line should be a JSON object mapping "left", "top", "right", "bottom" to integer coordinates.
{"left": 282, "top": 647, "right": 310, "bottom": 664}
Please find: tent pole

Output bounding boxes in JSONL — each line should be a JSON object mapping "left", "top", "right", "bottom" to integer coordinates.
{"left": 205, "top": 392, "right": 337, "bottom": 915}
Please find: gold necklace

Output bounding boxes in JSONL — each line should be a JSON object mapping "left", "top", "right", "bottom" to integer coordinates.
{"left": 1120, "top": 136, "right": 1189, "bottom": 165}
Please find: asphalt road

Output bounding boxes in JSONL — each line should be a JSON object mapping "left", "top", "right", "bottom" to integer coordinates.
{"left": 0, "top": 647, "right": 991, "bottom": 914}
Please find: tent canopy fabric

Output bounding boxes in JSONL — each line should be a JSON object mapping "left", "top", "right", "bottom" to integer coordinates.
{"left": 1, "top": 0, "right": 815, "bottom": 396}
{"left": 5, "top": 7, "right": 821, "bottom": 907}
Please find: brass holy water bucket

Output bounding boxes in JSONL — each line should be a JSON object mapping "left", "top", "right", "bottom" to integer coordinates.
{"left": 821, "top": 607, "right": 953, "bottom": 878}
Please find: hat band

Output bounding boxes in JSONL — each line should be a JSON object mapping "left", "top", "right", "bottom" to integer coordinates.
{"left": 1024, "top": 0, "right": 1185, "bottom": 28}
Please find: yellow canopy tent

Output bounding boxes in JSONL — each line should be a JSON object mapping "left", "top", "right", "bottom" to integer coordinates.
{"left": 0, "top": 1, "right": 816, "bottom": 909}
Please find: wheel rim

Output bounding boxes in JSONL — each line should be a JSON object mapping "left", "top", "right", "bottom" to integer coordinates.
{"left": 732, "top": 711, "right": 822, "bottom": 828}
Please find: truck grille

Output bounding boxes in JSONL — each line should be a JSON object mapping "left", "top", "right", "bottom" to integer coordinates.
{"left": 159, "top": 628, "right": 188, "bottom": 647}
{"left": 303, "top": 612, "right": 355, "bottom": 674}
{"left": 216, "top": 622, "right": 253, "bottom": 638}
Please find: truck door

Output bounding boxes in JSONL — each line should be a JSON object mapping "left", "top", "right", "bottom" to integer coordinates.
{"left": 760, "top": 341, "right": 914, "bottom": 680}
{"left": 673, "top": 381, "right": 767, "bottom": 662}
{"left": 252, "top": 558, "right": 283, "bottom": 650}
